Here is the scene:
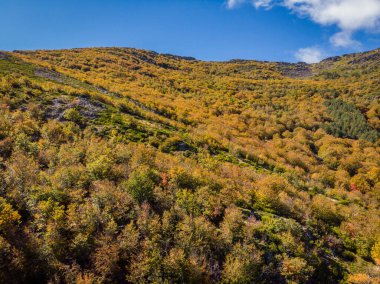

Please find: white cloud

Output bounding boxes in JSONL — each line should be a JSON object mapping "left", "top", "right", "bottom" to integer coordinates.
{"left": 227, "top": 0, "right": 246, "bottom": 9}
{"left": 231, "top": 0, "right": 380, "bottom": 47}
{"left": 252, "top": 0, "right": 273, "bottom": 8}
{"left": 295, "top": 47, "right": 323, "bottom": 63}
{"left": 227, "top": 0, "right": 273, "bottom": 9}
{"left": 281, "top": 0, "right": 380, "bottom": 31}
{"left": 330, "top": 31, "right": 361, "bottom": 48}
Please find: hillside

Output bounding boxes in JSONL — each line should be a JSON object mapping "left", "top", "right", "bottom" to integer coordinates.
{"left": 0, "top": 47, "right": 379, "bottom": 283}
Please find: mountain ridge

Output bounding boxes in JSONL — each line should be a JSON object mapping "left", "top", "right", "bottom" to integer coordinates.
{"left": 5, "top": 46, "right": 380, "bottom": 64}
{"left": 9, "top": 46, "right": 380, "bottom": 82}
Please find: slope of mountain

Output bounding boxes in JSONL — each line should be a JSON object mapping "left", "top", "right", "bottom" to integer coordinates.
{"left": 0, "top": 47, "right": 379, "bottom": 283}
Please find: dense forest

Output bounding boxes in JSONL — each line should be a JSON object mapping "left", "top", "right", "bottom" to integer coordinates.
{"left": 0, "top": 47, "right": 379, "bottom": 283}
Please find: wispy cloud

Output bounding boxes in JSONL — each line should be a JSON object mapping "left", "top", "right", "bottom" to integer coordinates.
{"left": 330, "top": 31, "right": 361, "bottom": 48}
{"left": 252, "top": 0, "right": 273, "bottom": 8}
{"left": 226, "top": 0, "right": 246, "bottom": 9}
{"left": 295, "top": 47, "right": 323, "bottom": 63}
{"left": 227, "top": 0, "right": 380, "bottom": 48}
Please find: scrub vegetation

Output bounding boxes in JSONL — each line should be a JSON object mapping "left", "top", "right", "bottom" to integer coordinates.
{"left": 0, "top": 47, "right": 379, "bottom": 283}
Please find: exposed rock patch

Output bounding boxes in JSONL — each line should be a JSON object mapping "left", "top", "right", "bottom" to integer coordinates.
{"left": 276, "top": 62, "right": 313, "bottom": 78}
{"left": 348, "top": 52, "right": 380, "bottom": 65}
{"left": 0, "top": 51, "right": 11, "bottom": 60}
{"left": 35, "top": 68, "right": 65, "bottom": 83}
{"left": 46, "top": 96, "right": 105, "bottom": 121}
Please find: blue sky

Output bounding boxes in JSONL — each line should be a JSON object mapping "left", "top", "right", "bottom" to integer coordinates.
{"left": 1, "top": 0, "right": 380, "bottom": 62}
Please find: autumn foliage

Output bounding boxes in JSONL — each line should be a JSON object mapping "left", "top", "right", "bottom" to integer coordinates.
{"left": 0, "top": 48, "right": 379, "bottom": 283}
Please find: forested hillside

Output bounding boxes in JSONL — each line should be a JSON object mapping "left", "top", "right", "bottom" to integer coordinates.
{"left": 0, "top": 47, "right": 379, "bottom": 283}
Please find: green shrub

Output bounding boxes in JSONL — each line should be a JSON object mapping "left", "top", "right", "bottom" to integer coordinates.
{"left": 324, "top": 99, "right": 379, "bottom": 142}
{"left": 125, "top": 169, "right": 159, "bottom": 204}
